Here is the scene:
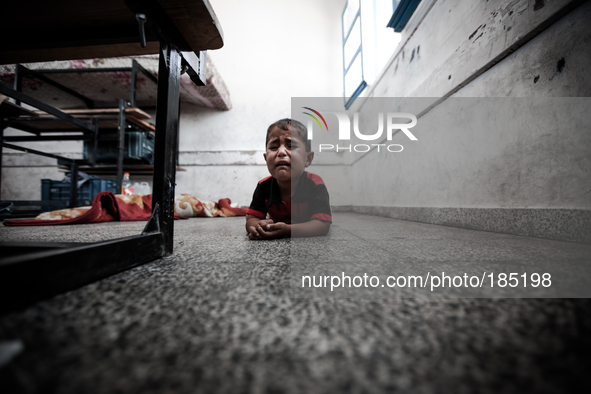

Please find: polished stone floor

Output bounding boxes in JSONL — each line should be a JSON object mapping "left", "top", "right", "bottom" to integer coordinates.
{"left": 0, "top": 214, "right": 590, "bottom": 393}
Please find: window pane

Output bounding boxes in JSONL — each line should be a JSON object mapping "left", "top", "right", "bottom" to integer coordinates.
{"left": 344, "top": 53, "right": 363, "bottom": 98}
{"left": 343, "top": 0, "right": 360, "bottom": 31}
{"left": 343, "top": 16, "right": 361, "bottom": 69}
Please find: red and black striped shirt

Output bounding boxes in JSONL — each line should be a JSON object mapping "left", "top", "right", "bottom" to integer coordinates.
{"left": 247, "top": 171, "right": 332, "bottom": 224}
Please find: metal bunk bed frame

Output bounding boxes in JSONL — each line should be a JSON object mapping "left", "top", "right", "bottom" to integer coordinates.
{"left": 0, "top": 0, "right": 217, "bottom": 313}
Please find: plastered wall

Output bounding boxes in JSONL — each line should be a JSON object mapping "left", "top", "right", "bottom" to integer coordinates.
{"left": 326, "top": 0, "right": 591, "bottom": 211}
{"left": 174, "top": 0, "right": 346, "bottom": 205}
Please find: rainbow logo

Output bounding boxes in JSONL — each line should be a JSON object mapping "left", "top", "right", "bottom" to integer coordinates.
{"left": 302, "top": 107, "right": 329, "bottom": 132}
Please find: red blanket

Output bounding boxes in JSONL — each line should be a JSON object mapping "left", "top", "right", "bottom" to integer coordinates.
{"left": 3, "top": 192, "right": 246, "bottom": 226}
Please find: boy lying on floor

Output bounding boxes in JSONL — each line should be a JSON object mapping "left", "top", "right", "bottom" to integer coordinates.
{"left": 245, "top": 118, "right": 332, "bottom": 239}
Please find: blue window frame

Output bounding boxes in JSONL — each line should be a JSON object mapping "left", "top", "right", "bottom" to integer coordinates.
{"left": 342, "top": 0, "right": 366, "bottom": 110}
{"left": 342, "top": 1, "right": 419, "bottom": 109}
{"left": 387, "top": 0, "right": 422, "bottom": 32}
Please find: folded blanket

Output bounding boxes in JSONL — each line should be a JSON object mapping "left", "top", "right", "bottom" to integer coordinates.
{"left": 3, "top": 192, "right": 247, "bottom": 226}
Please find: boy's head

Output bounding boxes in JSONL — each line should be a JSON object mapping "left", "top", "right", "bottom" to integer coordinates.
{"left": 264, "top": 118, "right": 314, "bottom": 184}
{"left": 265, "top": 118, "right": 311, "bottom": 152}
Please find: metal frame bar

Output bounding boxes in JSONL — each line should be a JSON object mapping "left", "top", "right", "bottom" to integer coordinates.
{"left": 18, "top": 65, "right": 95, "bottom": 108}
{"left": 0, "top": 126, "right": 3, "bottom": 197}
{"left": 2, "top": 135, "right": 90, "bottom": 141}
{"left": 3, "top": 200, "right": 78, "bottom": 207}
{"left": 131, "top": 59, "right": 159, "bottom": 107}
{"left": 116, "top": 99, "right": 127, "bottom": 191}
{"left": 68, "top": 162, "right": 79, "bottom": 208}
{"left": 0, "top": 232, "right": 165, "bottom": 313}
{"left": 0, "top": 84, "right": 96, "bottom": 132}
{"left": 37, "top": 67, "right": 134, "bottom": 74}
{"left": 1, "top": 117, "right": 102, "bottom": 135}
{"left": 28, "top": 63, "right": 158, "bottom": 109}
{"left": 152, "top": 43, "right": 181, "bottom": 255}
{"left": 88, "top": 118, "right": 99, "bottom": 166}
{"left": 131, "top": 63, "right": 139, "bottom": 108}
{"left": 13, "top": 64, "right": 23, "bottom": 106}
{"left": 180, "top": 51, "right": 207, "bottom": 86}
{"left": 0, "top": 141, "right": 77, "bottom": 163}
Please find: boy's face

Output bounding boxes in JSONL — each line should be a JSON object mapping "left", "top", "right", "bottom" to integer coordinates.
{"left": 264, "top": 125, "right": 314, "bottom": 184}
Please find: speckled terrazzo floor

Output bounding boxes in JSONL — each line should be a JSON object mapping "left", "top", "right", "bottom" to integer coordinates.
{"left": 0, "top": 213, "right": 590, "bottom": 393}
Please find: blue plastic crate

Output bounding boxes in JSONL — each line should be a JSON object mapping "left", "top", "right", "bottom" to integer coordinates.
{"left": 41, "top": 178, "right": 118, "bottom": 211}
{"left": 83, "top": 131, "right": 155, "bottom": 164}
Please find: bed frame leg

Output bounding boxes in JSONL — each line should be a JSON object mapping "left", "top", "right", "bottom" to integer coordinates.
{"left": 152, "top": 43, "right": 181, "bottom": 256}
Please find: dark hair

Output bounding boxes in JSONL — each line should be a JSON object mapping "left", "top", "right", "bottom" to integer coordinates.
{"left": 266, "top": 118, "right": 311, "bottom": 152}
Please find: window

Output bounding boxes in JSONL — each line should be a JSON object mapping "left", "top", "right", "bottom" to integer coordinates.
{"left": 343, "top": 1, "right": 415, "bottom": 109}
{"left": 342, "top": 0, "right": 365, "bottom": 109}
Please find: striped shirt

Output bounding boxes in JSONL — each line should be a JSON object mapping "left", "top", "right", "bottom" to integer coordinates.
{"left": 247, "top": 172, "right": 332, "bottom": 224}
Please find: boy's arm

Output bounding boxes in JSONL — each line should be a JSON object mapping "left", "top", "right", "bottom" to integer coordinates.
{"left": 246, "top": 214, "right": 261, "bottom": 233}
{"left": 257, "top": 219, "right": 330, "bottom": 239}
{"left": 246, "top": 213, "right": 263, "bottom": 234}
{"left": 246, "top": 179, "right": 271, "bottom": 238}
{"left": 290, "top": 219, "right": 331, "bottom": 237}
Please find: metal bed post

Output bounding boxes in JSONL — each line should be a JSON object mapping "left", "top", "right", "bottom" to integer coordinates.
{"left": 116, "top": 99, "right": 127, "bottom": 193}
{"left": 0, "top": 126, "right": 3, "bottom": 198}
{"left": 68, "top": 161, "right": 78, "bottom": 208}
{"left": 152, "top": 43, "right": 181, "bottom": 255}
{"left": 88, "top": 118, "right": 99, "bottom": 167}
{"left": 131, "top": 60, "right": 139, "bottom": 108}
{"left": 13, "top": 64, "right": 23, "bottom": 106}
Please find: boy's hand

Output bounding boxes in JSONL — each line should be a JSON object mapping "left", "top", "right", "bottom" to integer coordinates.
{"left": 247, "top": 218, "right": 274, "bottom": 240}
{"left": 247, "top": 214, "right": 330, "bottom": 239}
{"left": 247, "top": 220, "right": 290, "bottom": 240}
{"left": 258, "top": 222, "right": 290, "bottom": 239}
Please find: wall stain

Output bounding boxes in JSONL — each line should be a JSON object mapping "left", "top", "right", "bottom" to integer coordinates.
{"left": 549, "top": 58, "right": 566, "bottom": 81}
{"left": 534, "top": 0, "right": 545, "bottom": 11}
{"left": 534, "top": 75, "right": 540, "bottom": 83}
{"left": 500, "top": 0, "right": 521, "bottom": 17}
{"left": 557, "top": 58, "right": 565, "bottom": 72}
{"left": 469, "top": 24, "right": 486, "bottom": 40}
{"left": 410, "top": 48, "right": 415, "bottom": 62}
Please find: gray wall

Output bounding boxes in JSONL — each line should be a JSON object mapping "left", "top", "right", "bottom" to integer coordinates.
{"left": 321, "top": 0, "right": 591, "bottom": 243}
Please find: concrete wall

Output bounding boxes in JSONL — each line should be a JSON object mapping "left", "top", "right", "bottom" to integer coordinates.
{"left": 326, "top": 0, "right": 591, "bottom": 243}
{"left": 175, "top": 0, "right": 345, "bottom": 205}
